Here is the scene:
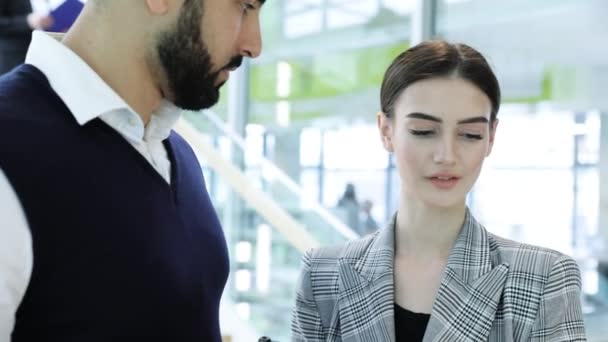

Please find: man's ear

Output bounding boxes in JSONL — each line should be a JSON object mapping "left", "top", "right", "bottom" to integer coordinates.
{"left": 377, "top": 111, "right": 394, "bottom": 153}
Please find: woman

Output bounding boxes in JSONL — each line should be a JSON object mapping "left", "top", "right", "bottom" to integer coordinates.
{"left": 291, "top": 40, "right": 586, "bottom": 341}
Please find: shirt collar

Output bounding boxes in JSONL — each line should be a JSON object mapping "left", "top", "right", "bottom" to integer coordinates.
{"left": 146, "top": 100, "right": 181, "bottom": 141}
{"left": 24, "top": 31, "right": 181, "bottom": 142}
{"left": 25, "top": 31, "right": 133, "bottom": 126}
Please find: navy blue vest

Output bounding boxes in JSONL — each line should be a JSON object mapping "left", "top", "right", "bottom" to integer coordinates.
{"left": 0, "top": 65, "right": 229, "bottom": 341}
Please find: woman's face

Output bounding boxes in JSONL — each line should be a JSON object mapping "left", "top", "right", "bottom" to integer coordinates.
{"left": 378, "top": 77, "right": 498, "bottom": 209}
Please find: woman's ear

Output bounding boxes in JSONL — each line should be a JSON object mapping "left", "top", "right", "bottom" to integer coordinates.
{"left": 377, "top": 111, "right": 394, "bottom": 153}
{"left": 487, "top": 119, "right": 499, "bottom": 156}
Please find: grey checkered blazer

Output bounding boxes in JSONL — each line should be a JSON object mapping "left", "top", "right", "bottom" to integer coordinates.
{"left": 291, "top": 210, "right": 586, "bottom": 341}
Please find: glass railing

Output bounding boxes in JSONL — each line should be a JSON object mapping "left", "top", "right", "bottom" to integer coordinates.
{"left": 177, "top": 121, "right": 326, "bottom": 341}
{"left": 174, "top": 115, "right": 358, "bottom": 339}
{"left": 175, "top": 112, "right": 608, "bottom": 341}
{"left": 182, "top": 110, "right": 359, "bottom": 246}
{"left": 209, "top": 162, "right": 304, "bottom": 340}
{"left": 216, "top": 178, "right": 301, "bottom": 341}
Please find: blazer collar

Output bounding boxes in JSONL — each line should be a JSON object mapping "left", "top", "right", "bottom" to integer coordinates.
{"left": 341, "top": 208, "right": 497, "bottom": 282}
{"left": 342, "top": 212, "right": 396, "bottom": 283}
{"left": 445, "top": 208, "right": 495, "bottom": 282}
{"left": 424, "top": 209, "right": 510, "bottom": 341}
{"left": 337, "top": 208, "right": 509, "bottom": 341}
{"left": 335, "top": 215, "right": 397, "bottom": 341}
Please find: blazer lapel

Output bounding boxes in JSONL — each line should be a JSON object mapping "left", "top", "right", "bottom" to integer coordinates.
{"left": 423, "top": 210, "right": 509, "bottom": 342}
{"left": 337, "top": 216, "right": 397, "bottom": 342}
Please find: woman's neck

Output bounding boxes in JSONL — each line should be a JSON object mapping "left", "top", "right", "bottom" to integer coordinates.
{"left": 394, "top": 196, "right": 466, "bottom": 259}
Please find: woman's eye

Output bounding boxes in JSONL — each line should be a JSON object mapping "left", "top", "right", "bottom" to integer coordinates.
{"left": 409, "top": 129, "right": 435, "bottom": 137}
{"left": 461, "top": 133, "right": 483, "bottom": 140}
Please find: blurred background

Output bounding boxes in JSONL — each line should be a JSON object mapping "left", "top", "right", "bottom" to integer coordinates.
{"left": 185, "top": 0, "right": 608, "bottom": 340}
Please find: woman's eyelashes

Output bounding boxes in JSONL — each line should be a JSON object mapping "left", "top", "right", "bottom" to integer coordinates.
{"left": 460, "top": 132, "right": 483, "bottom": 140}
{"left": 409, "top": 129, "right": 435, "bottom": 137}
{"left": 407, "top": 129, "right": 484, "bottom": 140}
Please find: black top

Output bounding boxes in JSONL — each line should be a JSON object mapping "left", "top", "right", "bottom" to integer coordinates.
{"left": 395, "top": 304, "right": 431, "bottom": 342}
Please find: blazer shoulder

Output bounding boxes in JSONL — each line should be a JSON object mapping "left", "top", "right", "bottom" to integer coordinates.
{"left": 305, "top": 233, "right": 377, "bottom": 271}
{"left": 489, "top": 233, "right": 577, "bottom": 278}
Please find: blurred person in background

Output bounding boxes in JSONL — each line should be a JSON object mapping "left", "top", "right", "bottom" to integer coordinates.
{"left": 0, "top": 0, "right": 53, "bottom": 74}
{"left": 292, "top": 40, "right": 586, "bottom": 341}
{"left": 337, "top": 182, "right": 361, "bottom": 235}
{"left": 360, "top": 199, "right": 379, "bottom": 235}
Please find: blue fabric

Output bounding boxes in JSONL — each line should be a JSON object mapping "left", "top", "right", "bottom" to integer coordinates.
{"left": 0, "top": 65, "right": 229, "bottom": 342}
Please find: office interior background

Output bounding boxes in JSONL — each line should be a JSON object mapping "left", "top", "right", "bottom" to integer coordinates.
{"left": 180, "top": 0, "right": 608, "bottom": 340}
{"left": 26, "top": 0, "right": 608, "bottom": 340}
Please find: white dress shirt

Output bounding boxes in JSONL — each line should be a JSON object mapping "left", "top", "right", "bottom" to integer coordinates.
{"left": 0, "top": 31, "right": 181, "bottom": 341}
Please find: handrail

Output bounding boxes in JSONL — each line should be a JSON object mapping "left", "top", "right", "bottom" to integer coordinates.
{"left": 201, "top": 110, "right": 359, "bottom": 241}
{"left": 175, "top": 118, "right": 320, "bottom": 253}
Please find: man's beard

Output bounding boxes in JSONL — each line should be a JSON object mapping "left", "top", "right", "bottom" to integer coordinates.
{"left": 155, "top": 0, "right": 222, "bottom": 111}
